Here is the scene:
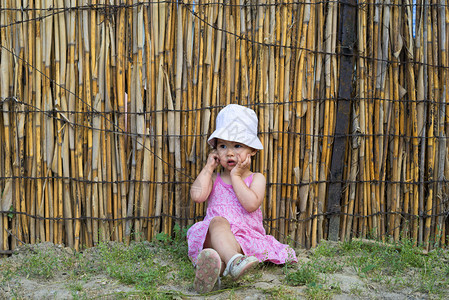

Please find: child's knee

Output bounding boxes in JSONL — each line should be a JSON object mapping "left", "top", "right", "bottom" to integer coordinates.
{"left": 209, "top": 216, "right": 230, "bottom": 229}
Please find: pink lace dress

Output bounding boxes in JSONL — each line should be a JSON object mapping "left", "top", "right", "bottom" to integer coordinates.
{"left": 187, "top": 173, "right": 297, "bottom": 265}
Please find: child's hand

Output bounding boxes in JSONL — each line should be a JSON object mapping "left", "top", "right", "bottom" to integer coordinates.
{"left": 206, "top": 150, "right": 220, "bottom": 172}
{"left": 230, "top": 153, "right": 251, "bottom": 177}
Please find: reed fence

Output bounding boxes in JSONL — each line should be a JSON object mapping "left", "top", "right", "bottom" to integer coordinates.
{"left": 0, "top": 0, "right": 448, "bottom": 252}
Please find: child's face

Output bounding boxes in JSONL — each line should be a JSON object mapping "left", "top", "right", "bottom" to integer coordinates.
{"left": 215, "top": 139, "right": 257, "bottom": 172}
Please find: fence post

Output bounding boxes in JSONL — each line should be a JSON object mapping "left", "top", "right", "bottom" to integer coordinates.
{"left": 327, "top": 0, "right": 357, "bottom": 241}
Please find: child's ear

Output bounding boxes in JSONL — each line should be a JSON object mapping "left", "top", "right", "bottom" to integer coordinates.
{"left": 250, "top": 149, "right": 257, "bottom": 156}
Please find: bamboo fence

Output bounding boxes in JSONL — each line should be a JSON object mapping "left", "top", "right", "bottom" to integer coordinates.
{"left": 0, "top": 1, "right": 448, "bottom": 252}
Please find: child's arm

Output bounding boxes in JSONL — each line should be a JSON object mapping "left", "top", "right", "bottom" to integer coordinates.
{"left": 230, "top": 154, "right": 266, "bottom": 212}
{"left": 190, "top": 151, "right": 219, "bottom": 203}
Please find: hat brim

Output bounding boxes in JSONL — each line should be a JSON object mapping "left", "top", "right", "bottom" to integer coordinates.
{"left": 207, "top": 128, "right": 263, "bottom": 150}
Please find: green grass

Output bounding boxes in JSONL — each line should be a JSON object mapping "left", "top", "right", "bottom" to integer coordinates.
{"left": 283, "top": 239, "right": 449, "bottom": 299}
{"left": 0, "top": 225, "right": 195, "bottom": 299}
{"left": 20, "top": 246, "right": 67, "bottom": 279}
{"left": 1, "top": 233, "right": 448, "bottom": 299}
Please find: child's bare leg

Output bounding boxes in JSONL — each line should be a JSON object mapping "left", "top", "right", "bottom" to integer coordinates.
{"left": 203, "top": 217, "right": 242, "bottom": 266}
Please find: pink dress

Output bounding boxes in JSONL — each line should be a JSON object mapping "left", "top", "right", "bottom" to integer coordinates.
{"left": 187, "top": 173, "right": 297, "bottom": 265}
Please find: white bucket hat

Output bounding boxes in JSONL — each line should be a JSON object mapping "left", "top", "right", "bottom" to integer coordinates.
{"left": 207, "top": 104, "right": 263, "bottom": 150}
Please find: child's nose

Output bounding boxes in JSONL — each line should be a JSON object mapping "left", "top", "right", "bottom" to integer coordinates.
{"left": 226, "top": 148, "right": 235, "bottom": 155}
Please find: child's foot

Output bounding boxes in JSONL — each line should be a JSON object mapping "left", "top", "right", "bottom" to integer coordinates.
{"left": 194, "top": 248, "right": 221, "bottom": 294}
{"left": 224, "top": 254, "right": 259, "bottom": 279}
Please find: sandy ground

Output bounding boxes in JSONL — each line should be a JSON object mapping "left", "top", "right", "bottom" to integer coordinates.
{"left": 0, "top": 242, "right": 444, "bottom": 299}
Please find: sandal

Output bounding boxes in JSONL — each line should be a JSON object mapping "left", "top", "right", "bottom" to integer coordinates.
{"left": 223, "top": 254, "right": 259, "bottom": 280}
{"left": 194, "top": 248, "right": 222, "bottom": 293}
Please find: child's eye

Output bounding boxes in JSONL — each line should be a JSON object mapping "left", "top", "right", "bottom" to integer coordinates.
{"left": 235, "top": 144, "right": 242, "bottom": 149}
{"left": 219, "top": 144, "right": 226, "bottom": 149}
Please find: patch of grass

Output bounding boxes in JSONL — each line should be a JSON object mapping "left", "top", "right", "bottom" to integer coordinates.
{"left": 285, "top": 263, "right": 319, "bottom": 286}
{"left": 312, "top": 241, "right": 339, "bottom": 258}
{"left": 152, "top": 224, "right": 195, "bottom": 282}
{"left": 96, "top": 241, "right": 167, "bottom": 290}
{"left": 304, "top": 282, "right": 334, "bottom": 300}
{"left": 262, "top": 286, "right": 296, "bottom": 299}
{"left": 0, "top": 262, "right": 15, "bottom": 283}
{"left": 285, "top": 238, "right": 449, "bottom": 298}
{"left": 67, "top": 282, "right": 86, "bottom": 300}
{"left": 20, "top": 247, "right": 61, "bottom": 279}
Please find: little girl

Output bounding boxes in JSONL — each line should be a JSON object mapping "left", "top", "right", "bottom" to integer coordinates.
{"left": 187, "top": 104, "right": 297, "bottom": 293}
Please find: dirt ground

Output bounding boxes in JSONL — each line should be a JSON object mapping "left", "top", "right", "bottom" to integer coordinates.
{"left": 0, "top": 242, "right": 445, "bottom": 299}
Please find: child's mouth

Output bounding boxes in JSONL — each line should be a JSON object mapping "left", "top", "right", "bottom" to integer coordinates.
{"left": 227, "top": 160, "right": 236, "bottom": 166}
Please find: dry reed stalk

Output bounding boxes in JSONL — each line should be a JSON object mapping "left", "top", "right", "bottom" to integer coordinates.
{"left": 97, "top": 11, "right": 108, "bottom": 241}
{"left": 23, "top": 0, "right": 35, "bottom": 245}
{"left": 247, "top": 2, "right": 255, "bottom": 105}
{"left": 41, "top": 0, "right": 54, "bottom": 243}
{"left": 33, "top": 0, "right": 45, "bottom": 243}
{"left": 90, "top": 0, "right": 100, "bottom": 245}
{"left": 200, "top": 0, "right": 213, "bottom": 167}
{"left": 51, "top": 4, "right": 59, "bottom": 244}
{"left": 344, "top": 106, "right": 361, "bottom": 241}
{"left": 260, "top": 1, "right": 270, "bottom": 212}
{"left": 434, "top": 0, "right": 446, "bottom": 246}
{"left": 211, "top": 0, "right": 223, "bottom": 132}
{"left": 111, "top": 133, "right": 121, "bottom": 241}
{"left": 193, "top": 1, "right": 205, "bottom": 221}
{"left": 239, "top": 0, "right": 251, "bottom": 103}
{"left": 317, "top": 0, "right": 335, "bottom": 243}
{"left": 125, "top": 146, "right": 136, "bottom": 244}
{"left": 429, "top": 0, "right": 441, "bottom": 247}
{"left": 182, "top": 0, "right": 193, "bottom": 227}
{"left": 92, "top": 91, "right": 101, "bottom": 244}
{"left": 424, "top": 4, "right": 436, "bottom": 248}
{"left": 161, "top": 0, "right": 170, "bottom": 235}
{"left": 378, "top": 1, "right": 391, "bottom": 241}
{"left": 11, "top": 0, "right": 26, "bottom": 246}
{"left": 365, "top": 1, "right": 377, "bottom": 236}
{"left": 174, "top": 2, "right": 184, "bottom": 225}
{"left": 47, "top": 0, "right": 55, "bottom": 243}
{"left": 291, "top": 3, "right": 303, "bottom": 211}
{"left": 304, "top": 1, "right": 317, "bottom": 248}
{"left": 116, "top": 0, "right": 128, "bottom": 241}
{"left": 418, "top": 1, "right": 429, "bottom": 245}
{"left": 132, "top": 1, "right": 145, "bottom": 239}
{"left": 164, "top": 68, "right": 175, "bottom": 235}
{"left": 390, "top": 60, "right": 400, "bottom": 241}
{"left": 75, "top": 16, "right": 87, "bottom": 247}
{"left": 124, "top": 4, "right": 138, "bottom": 244}
{"left": 0, "top": 0, "right": 13, "bottom": 250}
{"left": 414, "top": 14, "right": 424, "bottom": 242}
{"left": 388, "top": 0, "right": 401, "bottom": 241}
{"left": 54, "top": 0, "right": 66, "bottom": 245}
{"left": 294, "top": 2, "right": 308, "bottom": 245}
{"left": 190, "top": 3, "right": 201, "bottom": 222}
{"left": 152, "top": 0, "right": 166, "bottom": 236}
{"left": 50, "top": 3, "right": 62, "bottom": 243}
{"left": 226, "top": 2, "right": 234, "bottom": 106}
{"left": 165, "top": 4, "right": 176, "bottom": 235}
{"left": 181, "top": 60, "right": 189, "bottom": 229}
{"left": 141, "top": 129, "right": 151, "bottom": 235}
{"left": 357, "top": 2, "right": 368, "bottom": 238}
{"left": 267, "top": 3, "right": 278, "bottom": 236}
{"left": 284, "top": 1, "right": 294, "bottom": 237}
{"left": 64, "top": 0, "right": 77, "bottom": 248}
{"left": 372, "top": 0, "right": 383, "bottom": 239}
{"left": 104, "top": 21, "right": 117, "bottom": 240}
{"left": 277, "top": 0, "right": 290, "bottom": 239}
{"left": 142, "top": 6, "right": 153, "bottom": 235}
{"left": 403, "top": 0, "right": 420, "bottom": 245}
{"left": 441, "top": 0, "right": 449, "bottom": 245}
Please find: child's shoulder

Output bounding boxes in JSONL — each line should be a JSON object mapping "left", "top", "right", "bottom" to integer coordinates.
{"left": 251, "top": 171, "right": 265, "bottom": 178}
{"left": 250, "top": 172, "right": 266, "bottom": 182}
